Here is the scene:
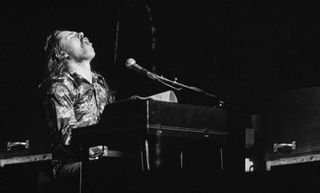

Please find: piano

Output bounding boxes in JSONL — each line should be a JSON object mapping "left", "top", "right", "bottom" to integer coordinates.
{"left": 73, "top": 99, "right": 228, "bottom": 145}
{"left": 73, "top": 99, "right": 229, "bottom": 193}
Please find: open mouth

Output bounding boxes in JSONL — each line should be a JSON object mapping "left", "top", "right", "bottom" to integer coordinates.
{"left": 82, "top": 37, "right": 91, "bottom": 45}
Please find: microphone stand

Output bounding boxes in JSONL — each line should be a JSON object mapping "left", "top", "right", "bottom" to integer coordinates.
{"left": 151, "top": 73, "right": 225, "bottom": 106}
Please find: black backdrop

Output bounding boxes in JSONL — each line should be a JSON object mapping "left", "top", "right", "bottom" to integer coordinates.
{"left": 1, "top": 0, "right": 320, "bottom": 144}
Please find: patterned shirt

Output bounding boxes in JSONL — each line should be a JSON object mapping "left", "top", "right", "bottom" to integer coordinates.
{"left": 44, "top": 71, "right": 114, "bottom": 165}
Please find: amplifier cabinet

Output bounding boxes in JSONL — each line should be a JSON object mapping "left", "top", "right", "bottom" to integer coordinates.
{"left": 0, "top": 147, "right": 53, "bottom": 193}
{"left": 263, "top": 87, "right": 320, "bottom": 168}
{"left": 0, "top": 155, "right": 54, "bottom": 193}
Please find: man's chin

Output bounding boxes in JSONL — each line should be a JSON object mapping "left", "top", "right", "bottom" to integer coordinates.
{"left": 78, "top": 54, "right": 95, "bottom": 62}
{"left": 85, "top": 51, "right": 95, "bottom": 60}
{"left": 89, "top": 52, "right": 95, "bottom": 59}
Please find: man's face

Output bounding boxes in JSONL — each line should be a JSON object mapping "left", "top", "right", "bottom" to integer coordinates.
{"left": 57, "top": 31, "right": 95, "bottom": 62}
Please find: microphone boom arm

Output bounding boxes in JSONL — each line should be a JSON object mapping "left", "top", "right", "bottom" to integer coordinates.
{"left": 153, "top": 74, "right": 224, "bottom": 105}
{"left": 153, "top": 75, "right": 182, "bottom": 91}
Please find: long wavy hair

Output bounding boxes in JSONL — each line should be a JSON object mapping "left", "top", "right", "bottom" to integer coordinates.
{"left": 44, "top": 30, "right": 69, "bottom": 79}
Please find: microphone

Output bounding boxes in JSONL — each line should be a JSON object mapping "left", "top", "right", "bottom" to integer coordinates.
{"left": 125, "top": 58, "right": 157, "bottom": 79}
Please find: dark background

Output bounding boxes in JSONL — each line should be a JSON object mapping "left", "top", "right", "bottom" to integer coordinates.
{"left": 1, "top": 0, "right": 320, "bottom": 146}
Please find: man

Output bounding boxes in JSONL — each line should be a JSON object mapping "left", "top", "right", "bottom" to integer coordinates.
{"left": 41, "top": 30, "right": 115, "bottom": 193}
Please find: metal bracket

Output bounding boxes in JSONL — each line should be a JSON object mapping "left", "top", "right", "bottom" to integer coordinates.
{"left": 7, "top": 140, "right": 30, "bottom": 151}
{"left": 273, "top": 141, "right": 296, "bottom": 153}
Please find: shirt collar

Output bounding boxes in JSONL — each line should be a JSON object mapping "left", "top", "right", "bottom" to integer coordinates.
{"left": 66, "top": 71, "right": 99, "bottom": 84}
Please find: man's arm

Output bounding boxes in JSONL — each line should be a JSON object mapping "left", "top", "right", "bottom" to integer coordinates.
{"left": 50, "top": 81, "right": 107, "bottom": 158}
{"left": 50, "top": 82, "right": 77, "bottom": 146}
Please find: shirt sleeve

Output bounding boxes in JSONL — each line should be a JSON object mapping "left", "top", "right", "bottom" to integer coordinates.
{"left": 50, "top": 83, "right": 77, "bottom": 146}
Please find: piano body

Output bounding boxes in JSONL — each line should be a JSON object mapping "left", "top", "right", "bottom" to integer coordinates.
{"left": 72, "top": 99, "right": 229, "bottom": 193}
{"left": 73, "top": 99, "right": 228, "bottom": 144}
{"left": 73, "top": 98, "right": 229, "bottom": 167}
